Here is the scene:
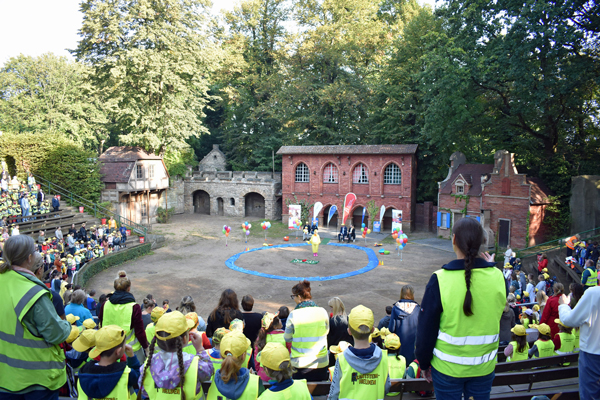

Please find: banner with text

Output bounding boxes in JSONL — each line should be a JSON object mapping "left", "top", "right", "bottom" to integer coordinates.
{"left": 391, "top": 209, "right": 403, "bottom": 233}
{"left": 288, "top": 205, "right": 302, "bottom": 229}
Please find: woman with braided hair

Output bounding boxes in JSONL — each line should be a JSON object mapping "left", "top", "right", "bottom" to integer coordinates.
{"left": 415, "top": 217, "right": 506, "bottom": 399}
{"left": 138, "top": 311, "right": 213, "bottom": 400}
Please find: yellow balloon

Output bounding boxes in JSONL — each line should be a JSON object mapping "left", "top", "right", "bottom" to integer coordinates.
{"left": 367, "top": 229, "right": 371, "bottom": 234}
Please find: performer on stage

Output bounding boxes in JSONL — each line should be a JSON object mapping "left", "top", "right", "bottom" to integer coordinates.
{"left": 310, "top": 229, "right": 321, "bottom": 257}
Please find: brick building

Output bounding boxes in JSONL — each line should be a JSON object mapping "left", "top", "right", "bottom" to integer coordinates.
{"left": 277, "top": 145, "right": 418, "bottom": 231}
{"left": 437, "top": 150, "right": 553, "bottom": 249}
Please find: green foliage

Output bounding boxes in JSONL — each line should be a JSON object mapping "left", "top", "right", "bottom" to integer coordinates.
{"left": 366, "top": 200, "right": 379, "bottom": 229}
{"left": 163, "top": 146, "right": 198, "bottom": 179}
{"left": 285, "top": 195, "right": 314, "bottom": 225}
{"left": 451, "top": 194, "right": 470, "bottom": 215}
{"left": 77, "top": 243, "right": 152, "bottom": 287}
{"left": 544, "top": 196, "right": 572, "bottom": 240}
{"left": 156, "top": 207, "right": 175, "bottom": 223}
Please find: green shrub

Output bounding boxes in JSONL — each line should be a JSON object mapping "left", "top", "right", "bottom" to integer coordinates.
{"left": 77, "top": 243, "right": 152, "bottom": 287}
{"left": 156, "top": 207, "right": 175, "bottom": 223}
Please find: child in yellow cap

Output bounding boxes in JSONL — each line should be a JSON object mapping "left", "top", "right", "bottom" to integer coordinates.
{"left": 554, "top": 319, "right": 576, "bottom": 363}
{"left": 529, "top": 323, "right": 557, "bottom": 358}
{"left": 254, "top": 312, "right": 287, "bottom": 382}
{"left": 383, "top": 333, "right": 405, "bottom": 396}
{"left": 206, "top": 327, "right": 230, "bottom": 379}
{"left": 504, "top": 325, "right": 529, "bottom": 362}
{"left": 207, "top": 330, "right": 261, "bottom": 400}
{"left": 257, "top": 342, "right": 312, "bottom": 399}
{"left": 329, "top": 305, "right": 391, "bottom": 400}
{"left": 77, "top": 325, "right": 140, "bottom": 399}
{"left": 139, "top": 311, "right": 214, "bottom": 399}
{"left": 183, "top": 312, "right": 212, "bottom": 354}
{"left": 144, "top": 306, "right": 165, "bottom": 344}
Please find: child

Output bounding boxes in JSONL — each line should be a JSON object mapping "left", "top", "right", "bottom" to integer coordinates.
{"left": 162, "top": 299, "right": 171, "bottom": 313}
{"left": 183, "top": 312, "right": 212, "bottom": 353}
{"left": 383, "top": 333, "right": 406, "bottom": 397}
{"left": 77, "top": 325, "right": 141, "bottom": 399}
{"left": 553, "top": 319, "right": 576, "bottom": 359}
{"left": 370, "top": 328, "right": 384, "bottom": 349}
{"left": 254, "top": 312, "right": 289, "bottom": 382}
{"left": 139, "top": 311, "right": 214, "bottom": 399}
{"left": 206, "top": 327, "right": 230, "bottom": 378}
{"left": 504, "top": 325, "right": 529, "bottom": 362}
{"left": 522, "top": 290, "right": 530, "bottom": 303}
{"left": 278, "top": 306, "right": 289, "bottom": 330}
{"left": 328, "top": 342, "right": 352, "bottom": 380}
{"left": 328, "top": 305, "right": 391, "bottom": 400}
{"left": 257, "top": 342, "right": 312, "bottom": 399}
{"left": 207, "top": 330, "right": 261, "bottom": 399}
{"left": 520, "top": 308, "right": 537, "bottom": 329}
{"left": 536, "top": 274, "right": 547, "bottom": 293}
{"left": 144, "top": 306, "right": 165, "bottom": 344}
{"left": 310, "top": 229, "right": 320, "bottom": 257}
{"left": 528, "top": 323, "right": 556, "bottom": 359}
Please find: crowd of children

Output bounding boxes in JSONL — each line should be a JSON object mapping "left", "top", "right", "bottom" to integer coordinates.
{"left": 0, "top": 173, "right": 54, "bottom": 223}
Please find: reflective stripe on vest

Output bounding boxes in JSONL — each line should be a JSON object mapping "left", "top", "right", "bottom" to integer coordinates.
{"left": 338, "top": 351, "right": 388, "bottom": 400}
{"left": 79, "top": 366, "right": 131, "bottom": 400}
{"left": 387, "top": 354, "right": 406, "bottom": 396}
{"left": 584, "top": 269, "right": 598, "bottom": 286}
{"left": 207, "top": 373, "right": 259, "bottom": 400}
{"left": 533, "top": 340, "right": 557, "bottom": 358}
{"left": 143, "top": 355, "right": 203, "bottom": 400}
{"left": 506, "top": 341, "right": 529, "bottom": 362}
{"left": 258, "top": 379, "right": 312, "bottom": 400}
{"left": 289, "top": 307, "right": 329, "bottom": 368}
{"left": 431, "top": 267, "right": 506, "bottom": 378}
{"left": 0, "top": 270, "right": 67, "bottom": 392}
{"left": 266, "top": 332, "right": 287, "bottom": 347}
{"left": 103, "top": 301, "right": 141, "bottom": 351}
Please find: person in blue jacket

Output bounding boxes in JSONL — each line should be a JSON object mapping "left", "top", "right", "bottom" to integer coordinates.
{"left": 388, "top": 285, "right": 420, "bottom": 362}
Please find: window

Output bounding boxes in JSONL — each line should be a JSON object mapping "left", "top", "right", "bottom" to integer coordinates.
{"left": 384, "top": 163, "right": 401, "bottom": 184}
{"left": 148, "top": 165, "right": 155, "bottom": 179}
{"left": 455, "top": 180, "right": 464, "bottom": 194}
{"left": 323, "top": 163, "right": 338, "bottom": 183}
{"left": 136, "top": 165, "right": 143, "bottom": 179}
{"left": 353, "top": 163, "right": 368, "bottom": 184}
{"left": 141, "top": 203, "right": 147, "bottom": 217}
{"left": 441, "top": 213, "right": 448, "bottom": 228}
{"left": 230, "top": 198, "right": 235, "bottom": 206}
{"left": 295, "top": 163, "right": 309, "bottom": 182}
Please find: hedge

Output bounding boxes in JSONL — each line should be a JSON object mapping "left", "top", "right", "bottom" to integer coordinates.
{"left": 75, "top": 243, "right": 152, "bottom": 287}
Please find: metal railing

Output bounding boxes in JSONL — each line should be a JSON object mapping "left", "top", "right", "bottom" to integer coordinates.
{"left": 33, "top": 173, "right": 147, "bottom": 238}
{"left": 516, "top": 226, "right": 600, "bottom": 259}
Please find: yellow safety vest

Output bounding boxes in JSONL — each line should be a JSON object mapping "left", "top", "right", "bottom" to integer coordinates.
{"left": 583, "top": 268, "right": 598, "bottom": 286}
{"left": 266, "top": 333, "right": 287, "bottom": 347}
{"left": 556, "top": 331, "right": 575, "bottom": 365}
{"left": 78, "top": 366, "right": 131, "bottom": 400}
{"left": 432, "top": 267, "right": 505, "bottom": 378}
{"left": 146, "top": 323, "right": 156, "bottom": 344}
{"left": 143, "top": 355, "right": 204, "bottom": 400}
{"left": 289, "top": 307, "right": 329, "bottom": 368}
{"left": 337, "top": 350, "right": 388, "bottom": 400}
{"left": 533, "top": 340, "right": 557, "bottom": 358}
{"left": 387, "top": 354, "right": 406, "bottom": 396}
{"left": 0, "top": 270, "right": 66, "bottom": 392}
{"left": 207, "top": 373, "right": 259, "bottom": 400}
{"left": 506, "top": 341, "right": 529, "bottom": 362}
{"left": 258, "top": 379, "right": 311, "bottom": 399}
{"left": 574, "top": 329, "right": 580, "bottom": 353}
{"left": 205, "top": 349, "right": 223, "bottom": 379}
{"left": 103, "top": 301, "right": 141, "bottom": 351}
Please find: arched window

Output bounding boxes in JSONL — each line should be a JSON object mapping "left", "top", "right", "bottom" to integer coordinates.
{"left": 353, "top": 163, "right": 368, "bottom": 184}
{"left": 295, "top": 163, "right": 309, "bottom": 182}
{"left": 323, "top": 163, "right": 338, "bottom": 183}
{"left": 384, "top": 163, "right": 401, "bottom": 184}
{"left": 455, "top": 180, "right": 465, "bottom": 194}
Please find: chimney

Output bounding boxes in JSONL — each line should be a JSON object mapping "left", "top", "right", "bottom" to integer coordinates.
{"left": 213, "top": 144, "right": 220, "bottom": 151}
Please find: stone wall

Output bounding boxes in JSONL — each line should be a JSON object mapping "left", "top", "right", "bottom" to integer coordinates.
{"left": 571, "top": 175, "right": 600, "bottom": 233}
{"left": 165, "top": 178, "right": 185, "bottom": 214}
{"left": 198, "top": 144, "right": 227, "bottom": 172}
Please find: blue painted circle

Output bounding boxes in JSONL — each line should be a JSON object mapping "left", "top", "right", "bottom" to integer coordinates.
{"left": 225, "top": 242, "right": 379, "bottom": 281}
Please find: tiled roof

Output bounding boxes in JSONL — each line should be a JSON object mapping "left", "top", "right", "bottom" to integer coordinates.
{"left": 441, "top": 164, "right": 494, "bottom": 196}
{"left": 100, "top": 162, "right": 134, "bottom": 183}
{"left": 276, "top": 144, "right": 418, "bottom": 155}
{"left": 527, "top": 177, "right": 554, "bottom": 204}
{"left": 99, "top": 146, "right": 162, "bottom": 162}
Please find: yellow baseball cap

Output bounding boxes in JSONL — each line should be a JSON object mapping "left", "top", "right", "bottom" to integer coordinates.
{"left": 220, "top": 330, "right": 251, "bottom": 358}
{"left": 532, "top": 323, "right": 551, "bottom": 336}
{"left": 379, "top": 327, "right": 391, "bottom": 337}
{"left": 256, "top": 342, "right": 290, "bottom": 371}
{"left": 229, "top": 319, "right": 244, "bottom": 332}
{"left": 543, "top": 273, "right": 550, "bottom": 280}
{"left": 523, "top": 291, "right": 529, "bottom": 297}
{"left": 66, "top": 314, "right": 80, "bottom": 324}
{"left": 554, "top": 318, "right": 572, "bottom": 328}
{"left": 261, "top": 312, "right": 277, "bottom": 329}
{"left": 155, "top": 311, "right": 194, "bottom": 341}
{"left": 212, "top": 328, "right": 230, "bottom": 345}
{"left": 370, "top": 328, "right": 381, "bottom": 338}
{"left": 72, "top": 329, "right": 97, "bottom": 352}
{"left": 384, "top": 333, "right": 401, "bottom": 350}
{"left": 516, "top": 294, "right": 521, "bottom": 300}
{"left": 349, "top": 305, "right": 374, "bottom": 331}
{"left": 542, "top": 268, "right": 548, "bottom": 273}
{"left": 511, "top": 325, "right": 527, "bottom": 336}
{"left": 82, "top": 318, "right": 96, "bottom": 329}
{"left": 185, "top": 312, "right": 199, "bottom": 330}
{"left": 66, "top": 326, "right": 81, "bottom": 344}
{"left": 329, "top": 341, "right": 351, "bottom": 355}
{"left": 89, "top": 325, "right": 126, "bottom": 359}
{"left": 533, "top": 304, "right": 540, "bottom": 312}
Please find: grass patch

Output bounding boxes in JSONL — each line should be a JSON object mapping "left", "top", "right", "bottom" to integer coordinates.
{"left": 242, "top": 219, "right": 301, "bottom": 241}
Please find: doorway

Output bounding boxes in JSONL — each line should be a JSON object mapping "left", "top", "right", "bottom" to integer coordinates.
{"left": 217, "top": 197, "right": 224, "bottom": 216}
{"left": 192, "top": 190, "right": 210, "bottom": 214}
{"left": 498, "top": 219, "right": 511, "bottom": 248}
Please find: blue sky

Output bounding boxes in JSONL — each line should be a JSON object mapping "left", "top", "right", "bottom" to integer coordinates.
{"left": 0, "top": 0, "right": 437, "bottom": 64}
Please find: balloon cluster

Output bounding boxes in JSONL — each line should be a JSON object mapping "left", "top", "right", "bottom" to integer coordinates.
{"left": 242, "top": 221, "right": 252, "bottom": 236}
{"left": 291, "top": 219, "right": 302, "bottom": 229}
{"left": 222, "top": 225, "right": 231, "bottom": 237}
{"left": 391, "top": 227, "right": 408, "bottom": 249}
{"left": 261, "top": 221, "right": 271, "bottom": 230}
{"left": 361, "top": 226, "right": 371, "bottom": 238}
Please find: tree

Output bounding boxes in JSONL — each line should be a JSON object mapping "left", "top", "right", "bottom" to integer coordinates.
{"left": 73, "top": 0, "right": 220, "bottom": 155}
{"left": 0, "top": 53, "right": 110, "bottom": 150}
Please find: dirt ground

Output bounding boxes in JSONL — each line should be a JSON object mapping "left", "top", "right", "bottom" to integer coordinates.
{"left": 87, "top": 214, "right": 454, "bottom": 324}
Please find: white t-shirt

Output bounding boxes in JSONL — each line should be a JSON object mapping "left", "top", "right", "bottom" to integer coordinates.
{"left": 559, "top": 287, "right": 600, "bottom": 354}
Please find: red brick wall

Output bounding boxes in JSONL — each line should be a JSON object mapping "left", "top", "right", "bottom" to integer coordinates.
{"left": 529, "top": 204, "right": 550, "bottom": 246}
{"left": 281, "top": 153, "right": 416, "bottom": 230}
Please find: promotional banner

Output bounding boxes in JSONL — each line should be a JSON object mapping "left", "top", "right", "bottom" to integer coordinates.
{"left": 288, "top": 205, "right": 302, "bottom": 229}
{"left": 342, "top": 193, "right": 356, "bottom": 226}
{"left": 391, "top": 209, "right": 403, "bottom": 233}
{"left": 361, "top": 207, "right": 366, "bottom": 226}
{"left": 373, "top": 221, "right": 381, "bottom": 233}
{"left": 313, "top": 202, "right": 323, "bottom": 224}
{"left": 327, "top": 206, "right": 338, "bottom": 225}
{"left": 379, "top": 205, "right": 386, "bottom": 224}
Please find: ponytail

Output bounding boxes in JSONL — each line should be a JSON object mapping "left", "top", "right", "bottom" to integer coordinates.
{"left": 463, "top": 248, "right": 476, "bottom": 316}
{"left": 220, "top": 353, "right": 244, "bottom": 384}
{"left": 138, "top": 337, "right": 157, "bottom": 400}
{"left": 452, "top": 218, "right": 485, "bottom": 317}
{"left": 175, "top": 338, "right": 186, "bottom": 400}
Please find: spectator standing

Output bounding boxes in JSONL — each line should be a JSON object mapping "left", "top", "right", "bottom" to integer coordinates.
{"left": 68, "top": 223, "right": 77, "bottom": 239}
{"left": 55, "top": 226, "right": 63, "bottom": 241}
{"left": 36, "top": 230, "right": 45, "bottom": 250}
{"left": 540, "top": 282, "right": 565, "bottom": 340}
{"left": 327, "top": 297, "right": 353, "bottom": 366}
{"left": 51, "top": 194, "right": 60, "bottom": 211}
{"left": 499, "top": 300, "right": 516, "bottom": 345}
{"left": 141, "top": 298, "right": 154, "bottom": 329}
{"left": 503, "top": 245, "right": 512, "bottom": 266}
{"left": 241, "top": 294, "right": 263, "bottom": 347}
{"left": 79, "top": 223, "right": 88, "bottom": 242}
{"left": 108, "top": 216, "right": 117, "bottom": 233}
{"left": 388, "top": 284, "right": 420, "bottom": 363}
{"left": 0, "top": 235, "right": 72, "bottom": 397}
{"left": 538, "top": 254, "right": 548, "bottom": 273}
{"left": 285, "top": 280, "right": 330, "bottom": 381}
{"left": 37, "top": 188, "right": 45, "bottom": 204}
{"left": 119, "top": 225, "right": 127, "bottom": 247}
{"left": 536, "top": 274, "right": 547, "bottom": 293}
{"left": 377, "top": 306, "right": 392, "bottom": 330}
{"left": 415, "top": 218, "right": 506, "bottom": 397}
{"left": 64, "top": 289, "right": 93, "bottom": 326}
{"left": 98, "top": 271, "right": 149, "bottom": 361}
{"left": 581, "top": 259, "right": 598, "bottom": 291}
{"left": 206, "top": 289, "right": 244, "bottom": 337}
{"left": 67, "top": 233, "right": 76, "bottom": 256}
{"left": 86, "top": 289, "right": 97, "bottom": 315}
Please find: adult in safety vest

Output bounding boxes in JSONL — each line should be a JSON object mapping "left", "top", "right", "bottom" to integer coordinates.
{"left": 207, "top": 330, "right": 261, "bottom": 400}
{"left": 415, "top": 218, "right": 506, "bottom": 398}
{"left": 581, "top": 260, "right": 598, "bottom": 291}
{"left": 257, "top": 342, "right": 312, "bottom": 399}
{"left": 328, "top": 305, "right": 391, "bottom": 400}
{"left": 565, "top": 235, "right": 579, "bottom": 257}
{"left": 0, "top": 235, "right": 73, "bottom": 397}
{"left": 284, "top": 280, "right": 330, "bottom": 381}
{"left": 98, "top": 270, "right": 149, "bottom": 360}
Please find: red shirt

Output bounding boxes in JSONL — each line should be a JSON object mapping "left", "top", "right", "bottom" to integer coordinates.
{"left": 540, "top": 295, "right": 560, "bottom": 339}
{"left": 538, "top": 258, "right": 548, "bottom": 273}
